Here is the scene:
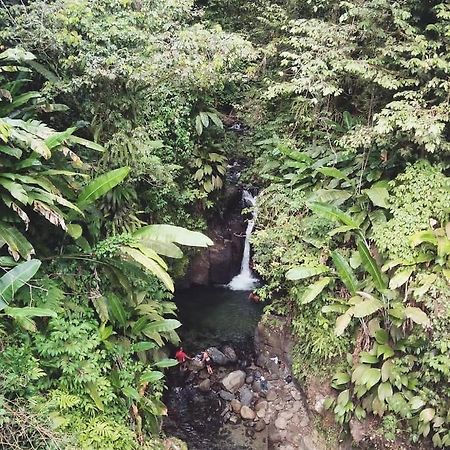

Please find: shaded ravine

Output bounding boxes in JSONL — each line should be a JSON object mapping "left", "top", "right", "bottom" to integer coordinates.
{"left": 163, "top": 286, "right": 264, "bottom": 450}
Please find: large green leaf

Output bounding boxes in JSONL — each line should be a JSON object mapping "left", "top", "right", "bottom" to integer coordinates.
{"left": 335, "top": 308, "right": 354, "bottom": 336}
{"left": 140, "top": 370, "right": 164, "bottom": 383}
{"left": 77, "top": 167, "right": 130, "bottom": 207}
{"left": 44, "top": 126, "right": 76, "bottom": 150}
{"left": 154, "top": 358, "right": 178, "bottom": 368}
{"left": 364, "top": 187, "right": 389, "bottom": 208}
{"left": 389, "top": 267, "right": 414, "bottom": 289}
{"left": 121, "top": 246, "right": 174, "bottom": 292}
{"left": 357, "top": 239, "right": 387, "bottom": 290}
{"left": 299, "top": 277, "right": 331, "bottom": 304}
{"left": 404, "top": 307, "right": 430, "bottom": 326}
{"left": 106, "top": 293, "right": 127, "bottom": 327}
{"left": 3, "top": 306, "right": 56, "bottom": 318}
{"left": 308, "top": 189, "right": 351, "bottom": 206}
{"left": 331, "top": 250, "right": 359, "bottom": 294}
{"left": 143, "top": 319, "right": 181, "bottom": 334}
{"left": 133, "top": 225, "right": 213, "bottom": 248}
{"left": 409, "top": 230, "right": 437, "bottom": 248}
{"left": 286, "top": 264, "right": 328, "bottom": 280}
{"left": 0, "top": 259, "right": 41, "bottom": 304}
{"left": 309, "top": 202, "right": 359, "bottom": 228}
{"left": 353, "top": 293, "right": 383, "bottom": 318}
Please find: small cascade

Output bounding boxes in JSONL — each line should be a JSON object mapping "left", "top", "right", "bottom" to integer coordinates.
{"left": 228, "top": 190, "right": 258, "bottom": 291}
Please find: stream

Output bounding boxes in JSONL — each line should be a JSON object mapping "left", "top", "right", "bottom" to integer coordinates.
{"left": 163, "top": 190, "right": 265, "bottom": 449}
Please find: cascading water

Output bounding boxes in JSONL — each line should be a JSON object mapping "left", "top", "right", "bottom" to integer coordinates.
{"left": 228, "top": 190, "right": 258, "bottom": 291}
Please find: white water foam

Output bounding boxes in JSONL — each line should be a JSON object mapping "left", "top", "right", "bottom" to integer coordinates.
{"left": 228, "top": 190, "right": 259, "bottom": 291}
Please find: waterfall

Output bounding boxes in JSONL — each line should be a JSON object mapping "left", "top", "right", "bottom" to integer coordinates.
{"left": 228, "top": 190, "right": 258, "bottom": 291}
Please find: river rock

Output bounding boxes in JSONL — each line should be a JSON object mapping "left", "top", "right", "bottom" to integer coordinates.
{"left": 275, "top": 415, "right": 288, "bottom": 430}
{"left": 230, "top": 399, "right": 242, "bottom": 414}
{"left": 188, "top": 359, "right": 204, "bottom": 372}
{"left": 245, "top": 376, "right": 254, "bottom": 384}
{"left": 239, "top": 386, "right": 253, "bottom": 407}
{"left": 255, "top": 400, "right": 267, "bottom": 412}
{"left": 268, "top": 424, "right": 282, "bottom": 443}
{"left": 291, "top": 389, "right": 302, "bottom": 401}
{"left": 222, "top": 370, "right": 246, "bottom": 393}
{"left": 266, "top": 390, "right": 277, "bottom": 402}
{"left": 254, "top": 420, "right": 266, "bottom": 432}
{"left": 219, "top": 390, "right": 235, "bottom": 401}
{"left": 198, "top": 379, "right": 211, "bottom": 392}
{"left": 207, "top": 347, "right": 229, "bottom": 365}
{"left": 252, "top": 380, "right": 262, "bottom": 393}
{"left": 240, "top": 406, "right": 256, "bottom": 420}
{"left": 222, "top": 345, "right": 238, "bottom": 363}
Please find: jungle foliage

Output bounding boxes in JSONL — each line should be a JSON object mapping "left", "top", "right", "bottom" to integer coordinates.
{"left": 0, "top": 0, "right": 449, "bottom": 448}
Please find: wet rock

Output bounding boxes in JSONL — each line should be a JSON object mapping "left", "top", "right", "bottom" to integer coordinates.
{"left": 229, "top": 415, "right": 239, "bottom": 424}
{"left": 239, "top": 386, "right": 253, "bottom": 407}
{"left": 219, "top": 390, "right": 235, "bottom": 401}
{"left": 207, "top": 347, "right": 229, "bottom": 365}
{"left": 252, "top": 380, "right": 261, "bottom": 393}
{"left": 198, "top": 379, "right": 211, "bottom": 392}
{"left": 230, "top": 399, "right": 242, "bottom": 414}
{"left": 255, "top": 420, "right": 266, "bottom": 432}
{"left": 188, "top": 359, "right": 204, "bottom": 372}
{"left": 275, "top": 415, "right": 288, "bottom": 430}
{"left": 266, "top": 390, "right": 277, "bottom": 402}
{"left": 240, "top": 405, "right": 256, "bottom": 420}
{"left": 222, "top": 345, "right": 238, "bottom": 363}
{"left": 222, "top": 370, "right": 246, "bottom": 393}
{"left": 198, "top": 369, "right": 209, "bottom": 380}
{"left": 268, "top": 424, "right": 282, "bottom": 443}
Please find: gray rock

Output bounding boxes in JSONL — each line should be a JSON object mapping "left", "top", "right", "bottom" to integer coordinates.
{"left": 240, "top": 405, "right": 256, "bottom": 420}
{"left": 314, "top": 396, "right": 327, "bottom": 415}
{"left": 219, "top": 390, "right": 235, "bottom": 401}
{"left": 292, "top": 400, "right": 302, "bottom": 412}
{"left": 198, "top": 379, "right": 211, "bottom": 392}
{"left": 291, "top": 389, "right": 302, "bottom": 401}
{"left": 255, "top": 400, "right": 268, "bottom": 412}
{"left": 254, "top": 420, "right": 266, "bottom": 432}
{"left": 275, "top": 415, "right": 288, "bottom": 430}
{"left": 239, "top": 386, "right": 253, "bottom": 407}
{"left": 245, "top": 376, "right": 254, "bottom": 384}
{"left": 266, "top": 390, "right": 277, "bottom": 402}
{"left": 268, "top": 424, "right": 282, "bottom": 443}
{"left": 222, "top": 345, "right": 238, "bottom": 363}
{"left": 252, "top": 380, "right": 261, "bottom": 393}
{"left": 279, "top": 410, "right": 294, "bottom": 421}
{"left": 188, "top": 359, "right": 204, "bottom": 372}
{"left": 222, "top": 370, "right": 246, "bottom": 393}
{"left": 207, "top": 347, "right": 229, "bottom": 365}
{"left": 230, "top": 399, "right": 242, "bottom": 414}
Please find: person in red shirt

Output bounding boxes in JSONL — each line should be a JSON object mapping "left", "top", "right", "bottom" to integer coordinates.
{"left": 175, "top": 347, "right": 191, "bottom": 371}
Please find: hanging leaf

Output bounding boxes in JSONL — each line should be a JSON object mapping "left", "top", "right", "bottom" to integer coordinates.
{"left": 357, "top": 239, "right": 387, "bottom": 291}
{"left": 77, "top": 167, "right": 130, "bottom": 208}
{"left": 0, "top": 259, "right": 41, "bottom": 304}
{"left": 389, "top": 267, "right": 414, "bottom": 289}
{"left": 154, "top": 358, "right": 178, "bottom": 368}
{"left": 331, "top": 250, "right": 359, "bottom": 294}
{"left": 86, "top": 382, "right": 104, "bottom": 411}
{"left": 106, "top": 293, "right": 127, "bottom": 327}
{"left": 404, "top": 307, "right": 430, "bottom": 326}
{"left": 309, "top": 202, "right": 359, "bottom": 228}
{"left": 409, "top": 230, "right": 437, "bottom": 248}
{"left": 335, "top": 309, "right": 354, "bottom": 336}
{"left": 316, "top": 167, "right": 349, "bottom": 180}
{"left": 299, "top": 277, "right": 331, "bottom": 304}
{"left": 377, "top": 382, "right": 393, "bottom": 402}
{"left": 140, "top": 370, "right": 164, "bottom": 384}
{"left": 143, "top": 319, "right": 181, "bottom": 334}
{"left": 134, "top": 225, "right": 213, "bottom": 248}
{"left": 121, "top": 246, "right": 174, "bottom": 292}
{"left": 3, "top": 306, "right": 56, "bottom": 318}
{"left": 286, "top": 264, "right": 328, "bottom": 280}
{"left": 67, "top": 223, "right": 83, "bottom": 239}
{"left": 364, "top": 187, "right": 389, "bottom": 208}
{"left": 353, "top": 294, "right": 383, "bottom": 318}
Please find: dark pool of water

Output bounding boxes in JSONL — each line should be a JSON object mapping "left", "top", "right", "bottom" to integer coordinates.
{"left": 174, "top": 286, "right": 263, "bottom": 353}
{"left": 163, "top": 286, "right": 264, "bottom": 450}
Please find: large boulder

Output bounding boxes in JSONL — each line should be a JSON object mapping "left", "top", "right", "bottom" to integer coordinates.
{"left": 222, "top": 370, "right": 246, "bottom": 393}
{"left": 207, "top": 347, "right": 229, "bottom": 365}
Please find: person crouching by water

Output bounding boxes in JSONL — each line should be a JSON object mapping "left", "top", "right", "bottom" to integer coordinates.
{"left": 175, "top": 347, "right": 191, "bottom": 371}
{"left": 248, "top": 291, "right": 260, "bottom": 303}
{"left": 202, "top": 350, "right": 213, "bottom": 375}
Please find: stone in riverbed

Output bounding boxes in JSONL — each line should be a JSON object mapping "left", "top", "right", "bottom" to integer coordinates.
{"left": 207, "top": 347, "right": 229, "bottom": 365}
{"left": 254, "top": 420, "right": 266, "bottom": 432}
{"left": 266, "top": 390, "right": 277, "bottom": 402}
{"left": 240, "top": 406, "right": 256, "bottom": 420}
{"left": 245, "top": 376, "right": 254, "bottom": 384}
{"left": 222, "top": 345, "right": 238, "bottom": 363}
{"left": 219, "top": 390, "right": 235, "bottom": 401}
{"left": 239, "top": 386, "right": 253, "bottom": 407}
{"left": 275, "top": 415, "right": 288, "bottom": 430}
{"left": 230, "top": 399, "right": 242, "bottom": 414}
{"left": 222, "top": 370, "right": 246, "bottom": 393}
{"left": 198, "top": 379, "right": 211, "bottom": 392}
{"left": 255, "top": 400, "right": 268, "bottom": 412}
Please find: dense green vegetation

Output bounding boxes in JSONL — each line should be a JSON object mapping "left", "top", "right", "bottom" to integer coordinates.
{"left": 0, "top": 0, "right": 449, "bottom": 448}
